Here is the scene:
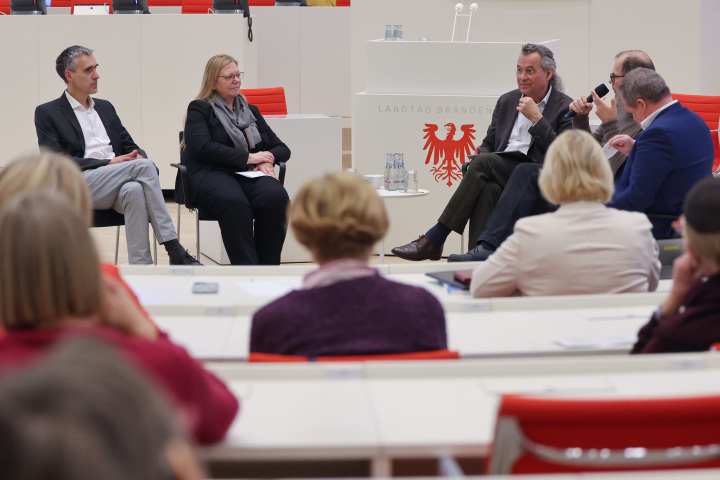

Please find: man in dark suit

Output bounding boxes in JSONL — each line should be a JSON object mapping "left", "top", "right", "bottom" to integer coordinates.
{"left": 392, "top": 43, "right": 573, "bottom": 261}
{"left": 35, "top": 45, "right": 200, "bottom": 265}
{"left": 608, "top": 68, "right": 714, "bottom": 238}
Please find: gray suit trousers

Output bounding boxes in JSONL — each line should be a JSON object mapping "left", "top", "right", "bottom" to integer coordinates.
{"left": 83, "top": 159, "right": 177, "bottom": 264}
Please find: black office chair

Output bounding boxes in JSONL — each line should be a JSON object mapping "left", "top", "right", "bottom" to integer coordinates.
{"left": 93, "top": 209, "right": 157, "bottom": 265}
{"left": 172, "top": 131, "right": 286, "bottom": 259}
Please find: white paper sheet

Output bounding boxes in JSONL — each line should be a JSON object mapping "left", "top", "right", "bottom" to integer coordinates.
{"left": 236, "top": 170, "right": 268, "bottom": 178}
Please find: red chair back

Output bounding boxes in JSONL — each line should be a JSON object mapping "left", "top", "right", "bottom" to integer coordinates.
{"left": 0, "top": 0, "right": 10, "bottom": 14}
{"left": 181, "top": 0, "right": 211, "bottom": 13}
{"left": 70, "top": 0, "right": 113, "bottom": 13}
{"left": 335, "top": 0, "right": 349, "bottom": 5}
{"left": 147, "top": 0, "right": 180, "bottom": 5}
{"left": 241, "top": 87, "right": 288, "bottom": 116}
{"left": 671, "top": 93, "right": 720, "bottom": 171}
{"left": 249, "top": 350, "right": 460, "bottom": 362}
{"left": 248, "top": 0, "right": 273, "bottom": 5}
{"left": 488, "top": 394, "right": 720, "bottom": 474}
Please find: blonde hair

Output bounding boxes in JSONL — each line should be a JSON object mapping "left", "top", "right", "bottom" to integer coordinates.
{"left": 181, "top": 54, "right": 245, "bottom": 151}
{"left": 0, "top": 150, "right": 92, "bottom": 226}
{"left": 685, "top": 224, "right": 720, "bottom": 265}
{"left": 0, "top": 192, "right": 103, "bottom": 330}
{"left": 538, "top": 130, "right": 614, "bottom": 205}
{"left": 289, "top": 172, "right": 389, "bottom": 262}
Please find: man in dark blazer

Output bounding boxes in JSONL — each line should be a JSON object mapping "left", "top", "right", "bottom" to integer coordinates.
{"left": 35, "top": 45, "right": 200, "bottom": 265}
{"left": 392, "top": 43, "right": 573, "bottom": 261}
{"left": 608, "top": 68, "right": 714, "bottom": 238}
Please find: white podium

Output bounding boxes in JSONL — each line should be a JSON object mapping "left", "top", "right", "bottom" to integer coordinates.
{"left": 354, "top": 39, "right": 562, "bottom": 256}
{"left": 200, "top": 114, "right": 343, "bottom": 265}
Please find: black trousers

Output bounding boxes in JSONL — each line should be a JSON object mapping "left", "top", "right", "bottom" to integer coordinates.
{"left": 195, "top": 171, "right": 289, "bottom": 265}
{"left": 438, "top": 151, "right": 531, "bottom": 250}
{"left": 477, "top": 162, "right": 556, "bottom": 249}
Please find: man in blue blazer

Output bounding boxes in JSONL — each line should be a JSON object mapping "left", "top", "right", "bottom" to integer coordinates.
{"left": 35, "top": 45, "right": 200, "bottom": 265}
{"left": 608, "top": 68, "right": 714, "bottom": 238}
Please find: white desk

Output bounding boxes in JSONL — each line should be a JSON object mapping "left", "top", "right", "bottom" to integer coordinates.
{"left": 196, "top": 360, "right": 720, "bottom": 477}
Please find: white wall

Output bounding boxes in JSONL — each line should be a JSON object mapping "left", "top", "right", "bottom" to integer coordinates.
{"left": 351, "top": 0, "right": 720, "bottom": 111}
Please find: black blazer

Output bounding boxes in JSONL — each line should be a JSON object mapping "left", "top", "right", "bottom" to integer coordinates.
{"left": 181, "top": 98, "right": 291, "bottom": 204}
{"left": 479, "top": 87, "right": 573, "bottom": 164}
{"left": 35, "top": 93, "right": 146, "bottom": 171}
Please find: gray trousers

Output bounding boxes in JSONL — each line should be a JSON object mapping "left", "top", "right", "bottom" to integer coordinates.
{"left": 83, "top": 159, "right": 177, "bottom": 264}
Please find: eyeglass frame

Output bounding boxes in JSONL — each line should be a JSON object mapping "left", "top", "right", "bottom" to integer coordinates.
{"left": 516, "top": 67, "right": 541, "bottom": 77}
{"left": 609, "top": 72, "right": 625, "bottom": 83}
{"left": 217, "top": 72, "right": 244, "bottom": 81}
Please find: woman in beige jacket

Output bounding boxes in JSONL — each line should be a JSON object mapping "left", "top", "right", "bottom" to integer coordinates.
{"left": 471, "top": 130, "right": 660, "bottom": 298}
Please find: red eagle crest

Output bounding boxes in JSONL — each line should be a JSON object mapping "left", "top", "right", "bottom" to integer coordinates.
{"left": 422, "top": 123, "right": 476, "bottom": 186}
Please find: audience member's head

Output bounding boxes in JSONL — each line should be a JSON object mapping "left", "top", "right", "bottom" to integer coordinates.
{"left": 290, "top": 172, "right": 389, "bottom": 263}
{"left": 0, "top": 337, "right": 203, "bottom": 480}
{"left": 617, "top": 67, "right": 671, "bottom": 106}
{"left": 55, "top": 45, "right": 94, "bottom": 84}
{"left": 539, "top": 130, "right": 614, "bottom": 205}
{"left": 683, "top": 177, "right": 720, "bottom": 266}
{"left": 0, "top": 191, "right": 102, "bottom": 330}
{"left": 196, "top": 54, "right": 240, "bottom": 101}
{"left": 616, "top": 49, "right": 655, "bottom": 74}
{"left": 0, "top": 150, "right": 92, "bottom": 225}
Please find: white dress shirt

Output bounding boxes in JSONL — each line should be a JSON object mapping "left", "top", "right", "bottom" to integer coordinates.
{"left": 65, "top": 91, "right": 115, "bottom": 160}
{"left": 504, "top": 86, "right": 552, "bottom": 155}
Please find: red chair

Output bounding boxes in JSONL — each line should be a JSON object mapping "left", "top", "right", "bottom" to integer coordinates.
{"left": 147, "top": 0, "right": 180, "bottom": 5}
{"left": 0, "top": 0, "right": 10, "bottom": 14}
{"left": 181, "top": 0, "right": 211, "bottom": 13}
{"left": 71, "top": 0, "right": 112, "bottom": 13}
{"left": 671, "top": 93, "right": 720, "bottom": 172}
{"left": 50, "top": 0, "right": 72, "bottom": 6}
{"left": 241, "top": 87, "right": 288, "bottom": 116}
{"left": 248, "top": 0, "right": 272, "bottom": 5}
{"left": 249, "top": 350, "right": 460, "bottom": 362}
{"left": 336, "top": 0, "right": 349, "bottom": 5}
{"left": 487, "top": 394, "right": 720, "bottom": 474}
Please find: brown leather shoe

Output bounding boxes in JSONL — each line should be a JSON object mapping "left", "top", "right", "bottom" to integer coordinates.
{"left": 391, "top": 235, "right": 443, "bottom": 261}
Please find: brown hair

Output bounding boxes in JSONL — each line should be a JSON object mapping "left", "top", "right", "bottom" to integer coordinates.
{"left": 0, "top": 337, "right": 186, "bottom": 480}
{"left": 289, "top": 172, "right": 389, "bottom": 262}
{"left": 0, "top": 192, "right": 103, "bottom": 329}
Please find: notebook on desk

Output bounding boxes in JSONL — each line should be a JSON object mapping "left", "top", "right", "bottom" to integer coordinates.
{"left": 425, "top": 270, "right": 472, "bottom": 290}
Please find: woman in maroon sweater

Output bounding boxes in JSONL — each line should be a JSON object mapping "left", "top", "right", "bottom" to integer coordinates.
{"left": 632, "top": 177, "right": 720, "bottom": 354}
{"left": 250, "top": 172, "right": 447, "bottom": 356}
{"left": 0, "top": 192, "right": 238, "bottom": 444}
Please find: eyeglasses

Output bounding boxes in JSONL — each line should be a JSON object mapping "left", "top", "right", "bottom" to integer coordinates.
{"left": 516, "top": 67, "right": 539, "bottom": 76}
{"left": 609, "top": 72, "right": 625, "bottom": 83}
{"left": 218, "top": 72, "right": 244, "bottom": 81}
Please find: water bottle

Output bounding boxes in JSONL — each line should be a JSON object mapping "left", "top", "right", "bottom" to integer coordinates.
{"left": 384, "top": 153, "right": 397, "bottom": 191}
{"left": 392, "top": 24, "right": 403, "bottom": 41}
{"left": 395, "top": 153, "right": 407, "bottom": 192}
{"left": 384, "top": 24, "right": 393, "bottom": 41}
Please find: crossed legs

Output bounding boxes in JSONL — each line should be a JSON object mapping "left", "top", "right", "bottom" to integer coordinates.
{"left": 84, "top": 159, "right": 178, "bottom": 265}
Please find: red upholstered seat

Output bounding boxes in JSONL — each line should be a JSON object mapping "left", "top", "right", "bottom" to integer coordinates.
{"left": 181, "top": 0, "right": 211, "bottom": 13}
{"left": 671, "top": 93, "right": 720, "bottom": 172}
{"left": 248, "top": 0, "right": 273, "bottom": 5}
{"left": 487, "top": 394, "right": 720, "bottom": 474}
{"left": 241, "top": 87, "right": 288, "bottom": 116}
{"left": 0, "top": 0, "right": 11, "bottom": 14}
{"left": 336, "top": 0, "right": 350, "bottom": 5}
{"left": 248, "top": 350, "right": 460, "bottom": 362}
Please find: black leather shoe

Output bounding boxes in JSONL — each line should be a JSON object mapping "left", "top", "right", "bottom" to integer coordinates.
{"left": 447, "top": 245, "right": 494, "bottom": 262}
{"left": 391, "top": 235, "right": 443, "bottom": 261}
{"left": 169, "top": 250, "right": 203, "bottom": 266}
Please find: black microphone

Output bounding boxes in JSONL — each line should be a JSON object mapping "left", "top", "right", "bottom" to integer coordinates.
{"left": 564, "top": 83, "right": 610, "bottom": 119}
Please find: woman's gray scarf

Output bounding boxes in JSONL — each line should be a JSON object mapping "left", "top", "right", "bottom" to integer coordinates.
{"left": 211, "top": 95, "right": 262, "bottom": 153}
